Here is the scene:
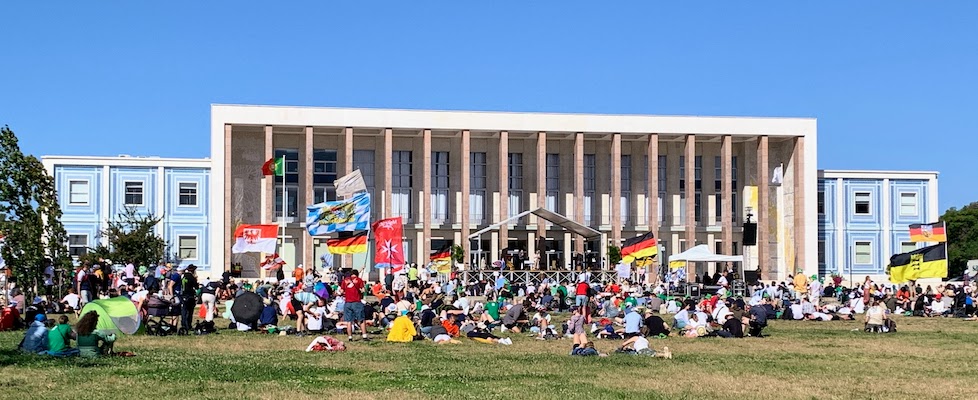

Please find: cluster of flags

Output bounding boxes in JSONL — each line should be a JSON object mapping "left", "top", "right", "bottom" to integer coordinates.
{"left": 888, "top": 221, "right": 948, "bottom": 283}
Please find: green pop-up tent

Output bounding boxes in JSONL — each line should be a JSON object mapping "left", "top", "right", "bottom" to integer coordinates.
{"left": 79, "top": 296, "right": 141, "bottom": 335}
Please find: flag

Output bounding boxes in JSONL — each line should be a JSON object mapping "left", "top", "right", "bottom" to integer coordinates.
{"left": 669, "top": 260, "right": 687, "bottom": 270}
{"left": 771, "top": 164, "right": 783, "bottom": 186}
{"left": 888, "top": 243, "right": 947, "bottom": 283}
{"left": 326, "top": 232, "right": 368, "bottom": 254}
{"left": 262, "top": 157, "right": 284, "bottom": 176}
{"left": 372, "top": 217, "right": 405, "bottom": 269}
{"left": 306, "top": 193, "right": 371, "bottom": 235}
{"left": 620, "top": 232, "right": 658, "bottom": 264}
{"left": 261, "top": 254, "right": 286, "bottom": 270}
{"left": 430, "top": 243, "right": 452, "bottom": 262}
{"left": 334, "top": 169, "right": 367, "bottom": 198}
{"left": 320, "top": 248, "right": 333, "bottom": 269}
{"left": 909, "top": 222, "right": 947, "bottom": 243}
{"left": 231, "top": 224, "right": 278, "bottom": 254}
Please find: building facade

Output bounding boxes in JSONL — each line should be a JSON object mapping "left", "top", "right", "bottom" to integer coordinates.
{"left": 211, "top": 105, "right": 818, "bottom": 281}
{"left": 817, "top": 170, "right": 939, "bottom": 283}
{"left": 42, "top": 156, "right": 212, "bottom": 272}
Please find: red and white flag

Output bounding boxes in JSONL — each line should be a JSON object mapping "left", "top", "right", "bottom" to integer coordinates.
{"left": 232, "top": 224, "right": 278, "bottom": 254}
{"left": 372, "top": 217, "right": 404, "bottom": 270}
{"left": 261, "top": 254, "right": 286, "bottom": 270}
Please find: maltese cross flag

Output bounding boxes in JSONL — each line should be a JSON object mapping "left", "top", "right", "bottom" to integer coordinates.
{"left": 232, "top": 224, "right": 278, "bottom": 254}
{"left": 372, "top": 217, "right": 404, "bottom": 271}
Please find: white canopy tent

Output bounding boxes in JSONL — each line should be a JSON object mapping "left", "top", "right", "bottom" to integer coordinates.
{"left": 668, "top": 244, "right": 745, "bottom": 283}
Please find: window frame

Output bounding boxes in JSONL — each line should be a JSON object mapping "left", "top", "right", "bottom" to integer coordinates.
{"left": 899, "top": 192, "right": 918, "bottom": 217}
{"left": 853, "top": 192, "right": 872, "bottom": 215}
{"left": 123, "top": 181, "right": 145, "bottom": 206}
{"left": 178, "top": 235, "right": 199, "bottom": 261}
{"left": 900, "top": 241, "right": 917, "bottom": 254}
{"left": 177, "top": 181, "right": 198, "bottom": 207}
{"left": 854, "top": 241, "right": 873, "bottom": 265}
{"left": 68, "top": 180, "right": 91, "bottom": 205}
{"left": 68, "top": 234, "right": 88, "bottom": 258}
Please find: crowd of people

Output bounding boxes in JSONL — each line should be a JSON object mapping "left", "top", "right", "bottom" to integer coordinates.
{"left": 5, "top": 257, "right": 978, "bottom": 359}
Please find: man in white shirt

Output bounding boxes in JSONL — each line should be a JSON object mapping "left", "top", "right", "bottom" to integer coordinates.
{"left": 712, "top": 301, "right": 730, "bottom": 322}
{"left": 789, "top": 300, "right": 805, "bottom": 320}
{"left": 453, "top": 294, "right": 471, "bottom": 315}
{"left": 123, "top": 261, "right": 136, "bottom": 286}
{"left": 43, "top": 263, "right": 55, "bottom": 297}
{"left": 716, "top": 272, "right": 729, "bottom": 288}
{"left": 61, "top": 289, "right": 81, "bottom": 311}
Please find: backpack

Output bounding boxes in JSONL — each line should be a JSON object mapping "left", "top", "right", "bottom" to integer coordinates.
{"left": 194, "top": 321, "right": 217, "bottom": 335}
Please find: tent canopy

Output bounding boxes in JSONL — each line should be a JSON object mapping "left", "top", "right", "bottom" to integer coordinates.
{"left": 469, "top": 207, "right": 602, "bottom": 240}
{"left": 668, "top": 244, "right": 743, "bottom": 263}
{"left": 79, "top": 297, "right": 141, "bottom": 335}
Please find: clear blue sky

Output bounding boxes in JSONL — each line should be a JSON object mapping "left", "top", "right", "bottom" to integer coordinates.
{"left": 1, "top": 2, "right": 975, "bottom": 212}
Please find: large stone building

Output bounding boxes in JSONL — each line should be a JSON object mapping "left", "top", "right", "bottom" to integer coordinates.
{"left": 210, "top": 105, "right": 818, "bottom": 281}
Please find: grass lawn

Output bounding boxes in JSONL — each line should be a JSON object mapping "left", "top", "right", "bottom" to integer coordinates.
{"left": 1, "top": 314, "right": 977, "bottom": 400}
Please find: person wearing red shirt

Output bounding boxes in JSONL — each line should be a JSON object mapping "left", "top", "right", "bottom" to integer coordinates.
{"left": 341, "top": 270, "right": 368, "bottom": 341}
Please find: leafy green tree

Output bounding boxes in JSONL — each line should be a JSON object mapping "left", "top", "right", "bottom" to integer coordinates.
{"left": 607, "top": 245, "right": 622, "bottom": 265}
{"left": 941, "top": 202, "right": 978, "bottom": 278}
{"left": 0, "top": 125, "right": 72, "bottom": 299}
{"left": 451, "top": 244, "right": 465, "bottom": 264}
{"left": 97, "top": 207, "right": 167, "bottom": 268}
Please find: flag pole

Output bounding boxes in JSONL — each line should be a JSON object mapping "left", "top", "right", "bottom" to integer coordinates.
{"left": 280, "top": 155, "right": 286, "bottom": 261}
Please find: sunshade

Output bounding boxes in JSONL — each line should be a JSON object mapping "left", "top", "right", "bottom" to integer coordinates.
{"left": 79, "top": 297, "right": 141, "bottom": 335}
{"left": 230, "top": 291, "right": 263, "bottom": 324}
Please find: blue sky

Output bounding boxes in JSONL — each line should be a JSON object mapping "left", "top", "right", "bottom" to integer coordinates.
{"left": 1, "top": 2, "right": 975, "bottom": 212}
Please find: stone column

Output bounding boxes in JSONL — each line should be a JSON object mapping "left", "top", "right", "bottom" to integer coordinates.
{"left": 793, "top": 136, "right": 806, "bottom": 275}
{"left": 498, "top": 131, "right": 509, "bottom": 256}
{"left": 647, "top": 134, "right": 658, "bottom": 282}
{"left": 303, "top": 126, "right": 314, "bottom": 271}
{"left": 263, "top": 125, "right": 274, "bottom": 280}
{"left": 757, "top": 136, "right": 770, "bottom": 279}
{"left": 223, "top": 124, "right": 232, "bottom": 274}
{"left": 685, "top": 135, "right": 695, "bottom": 279}
{"left": 343, "top": 127, "right": 354, "bottom": 269}
{"left": 574, "top": 132, "right": 584, "bottom": 256}
{"left": 722, "top": 135, "right": 733, "bottom": 255}
{"left": 611, "top": 133, "right": 622, "bottom": 245}
{"left": 536, "top": 131, "right": 546, "bottom": 247}
{"left": 383, "top": 128, "right": 393, "bottom": 219}
{"left": 461, "top": 130, "right": 471, "bottom": 267}
{"left": 422, "top": 129, "right": 432, "bottom": 261}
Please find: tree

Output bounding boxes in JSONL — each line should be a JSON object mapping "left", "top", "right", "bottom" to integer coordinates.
{"left": 0, "top": 125, "right": 72, "bottom": 300}
{"left": 451, "top": 244, "right": 465, "bottom": 264}
{"left": 941, "top": 202, "right": 978, "bottom": 278}
{"left": 607, "top": 245, "right": 622, "bottom": 265}
{"left": 95, "top": 207, "right": 167, "bottom": 268}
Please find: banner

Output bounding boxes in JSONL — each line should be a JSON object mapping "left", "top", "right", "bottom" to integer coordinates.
{"left": 326, "top": 232, "right": 368, "bottom": 254}
{"left": 334, "top": 170, "right": 367, "bottom": 198}
{"left": 231, "top": 224, "right": 278, "bottom": 254}
{"left": 621, "top": 232, "right": 657, "bottom": 264}
{"left": 306, "top": 193, "right": 371, "bottom": 235}
{"left": 888, "top": 243, "right": 947, "bottom": 283}
{"left": 909, "top": 222, "right": 947, "bottom": 243}
{"left": 372, "top": 217, "right": 405, "bottom": 270}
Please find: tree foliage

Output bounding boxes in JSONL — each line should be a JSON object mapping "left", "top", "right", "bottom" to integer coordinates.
{"left": 941, "top": 202, "right": 978, "bottom": 278}
{"left": 0, "top": 125, "right": 72, "bottom": 299}
{"left": 91, "top": 207, "right": 167, "bottom": 268}
{"left": 607, "top": 245, "right": 622, "bottom": 265}
{"left": 451, "top": 244, "right": 465, "bottom": 264}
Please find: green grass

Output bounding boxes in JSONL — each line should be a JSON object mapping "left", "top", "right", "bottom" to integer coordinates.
{"left": 2, "top": 314, "right": 978, "bottom": 400}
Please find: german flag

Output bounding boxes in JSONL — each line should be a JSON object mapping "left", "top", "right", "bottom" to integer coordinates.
{"left": 621, "top": 232, "right": 658, "bottom": 264}
{"left": 430, "top": 243, "right": 452, "bottom": 262}
{"left": 888, "top": 243, "right": 947, "bottom": 283}
{"left": 326, "top": 232, "right": 368, "bottom": 254}
{"left": 909, "top": 222, "right": 947, "bottom": 243}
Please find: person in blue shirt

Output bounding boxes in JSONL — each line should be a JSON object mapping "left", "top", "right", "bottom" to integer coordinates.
{"left": 19, "top": 314, "right": 50, "bottom": 354}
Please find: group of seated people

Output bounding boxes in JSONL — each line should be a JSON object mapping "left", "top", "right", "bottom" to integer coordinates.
{"left": 18, "top": 311, "right": 117, "bottom": 357}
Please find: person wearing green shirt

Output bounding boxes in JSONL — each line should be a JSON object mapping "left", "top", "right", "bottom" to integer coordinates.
{"left": 47, "top": 315, "right": 79, "bottom": 357}
{"left": 76, "top": 311, "right": 115, "bottom": 357}
{"left": 484, "top": 300, "right": 500, "bottom": 321}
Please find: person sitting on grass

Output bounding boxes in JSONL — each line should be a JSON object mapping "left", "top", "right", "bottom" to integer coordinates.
{"left": 748, "top": 302, "right": 768, "bottom": 337}
{"left": 19, "top": 314, "right": 50, "bottom": 354}
{"left": 617, "top": 335, "right": 672, "bottom": 358}
{"left": 642, "top": 308, "right": 670, "bottom": 338}
{"left": 716, "top": 313, "right": 744, "bottom": 338}
{"left": 76, "top": 311, "right": 116, "bottom": 357}
{"left": 46, "top": 315, "right": 79, "bottom": 357}
{"left": 571, "top": 341, "right": 607, "bottom": 357}
{"left": 387, "top": 311, "right": 417, "bottom": 342}
{"left": 463, "top": 321, "right": 512, "bottom": 345}
{"left": 864, "top": 300, "right": 888, "bottom": 332}
{"left": 531, "top": 308, "right": 554, "bottom": 338}
{"left": 501, "top": 301, "right": 529, "bottom": 333}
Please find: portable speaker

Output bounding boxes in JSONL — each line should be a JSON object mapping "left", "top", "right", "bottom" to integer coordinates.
{"left": 742, "top": 222, "right": 757, "bottom": 246}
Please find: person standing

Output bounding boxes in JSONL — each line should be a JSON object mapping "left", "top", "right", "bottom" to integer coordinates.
{"left": 341, "top": 269, "right": 368, "bottom": 341}
{"left": 123, "top": 260, "right": 136, "bottom": 288}
{"left": 42, "top": 259, "right": 55, "bottom": 298}
{"left": 76, "top": 264, "right": 92, "bottom": 308}
{"left": 199, "top": 279, "right": 222, "bottom": 322}
{"left": 179, "top": 265, "right": 199, "bottom": 332}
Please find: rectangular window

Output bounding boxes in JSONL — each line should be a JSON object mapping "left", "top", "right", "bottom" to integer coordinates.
{"left": 658, "top": 156, "right": 666, "bottom": 224}
{"left": 620, "top": 155, "right": 630, "bottom": 225}
{"left": 313, "top": 187, "right": 336, "bottom": 204}
{"left": 854, "top": 192, "right": 871, "bottom": 215}
{"left": 470, "top": 152, "right": 487, "bottom": 224}
{"left": 431, "top": 151, "right": 449, "bottom": 223}
{"left": 584, "top": 154, "right": 596, "bottom": 225}
{"left": 899, "top": 192, "right": 918, "bottom": 216}
{"left": 900, "top": 241, "right": 917, "bottom": 253}
{"left": 732, "top": 241, "right": 739, "bottom": 255}
{"left": 818, "top": 240, "right": 826, "bottom": 265}
{"left": 313, "top": 149, "right": 338, "bottom": 205}
{"left": 124, "top": 181, "right": 144, "bottom": 206}
{"left": 854, "top": 241, "right": 872, "bottom": 264}
{"left": 731, "top": 156, "right": 738, "bottom": 222}
{"left": 694, "top": 155, "right": 702, "bottom": 191}
{"left": 178, "top": 182, "right": 198, "bottom": 206}
{"left": 274, "top": 149, "right": 300, "bottom": 217}
{"left": 508, "top": 153, "right": 523, "bottom": 219}
{"left": 178, "top": 236, "right": 198, "bottom": 260}
{"left": 69, "top": 180, "right": 90, "bottom": 205}
{"left": 392, "top": 151, "right": 412, "bottom": 222}
{"left": 353, "top": 150, "right": 376, "bottom": 219}
{"left": 679, "top": 156, "right": 685, "bottom": 191}
{"left": 818, "top": 191, "right": 825, "bottom": 215}
{"left": 714, "top": 156, "right": 722, "bottom": 192}
{"left": 68, "top": 235, "right": 88, "bottom": 257}
{"left": 546, "top": 153, "right": 559, "bottom": 213}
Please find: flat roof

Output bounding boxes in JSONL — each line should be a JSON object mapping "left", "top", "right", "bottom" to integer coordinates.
{"left": 41, "top": 155, "right": 211, "bottom": 169}
{"left": 212, "top": 104, "right": 817, "bottom": 137}
{"left": 818, "top": 169, "right": 939, "bottom": 179}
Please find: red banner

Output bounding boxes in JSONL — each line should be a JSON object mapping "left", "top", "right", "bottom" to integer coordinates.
{"left": 372, "top": 217, "right": 404, "bottom": 269}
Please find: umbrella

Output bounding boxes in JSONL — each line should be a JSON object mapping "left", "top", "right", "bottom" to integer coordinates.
{"left": 230, "top": 291, "right": 263, "bottom": 325}
{"left": 294, "top": 291, "right": 319, "bottom": 305}
{"left": 314, "top": 282, "right": 330, "bottom": 300}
